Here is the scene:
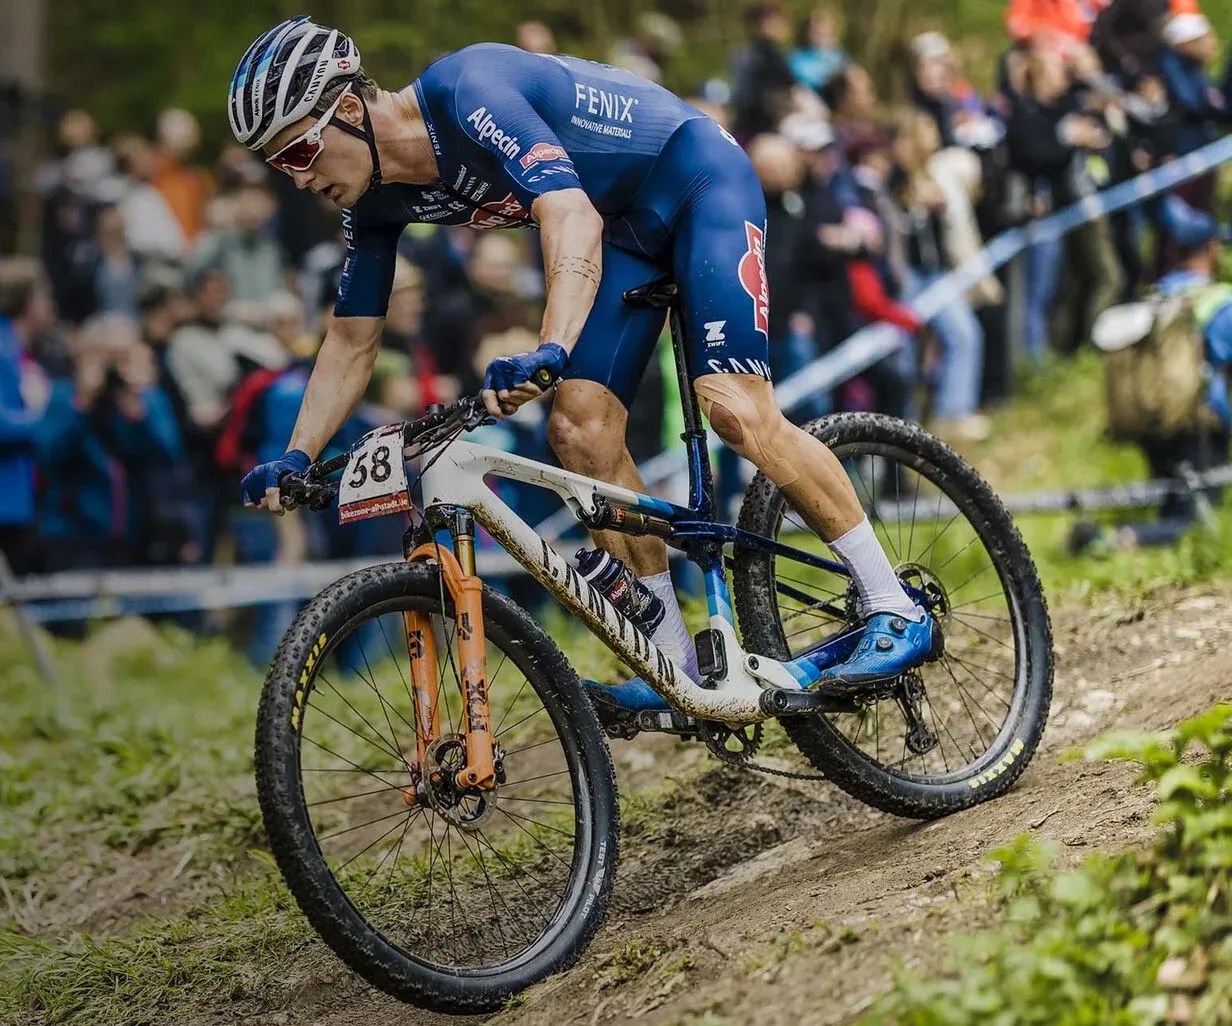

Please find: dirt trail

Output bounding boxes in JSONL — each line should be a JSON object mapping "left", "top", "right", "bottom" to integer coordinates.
{"left": 182, "top": 586, "right": 1230, "bottom": 1026}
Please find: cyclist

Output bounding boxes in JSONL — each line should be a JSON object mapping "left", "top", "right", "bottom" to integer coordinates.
{"left": 233, "top": 16, "right": 934, "bottom": 695}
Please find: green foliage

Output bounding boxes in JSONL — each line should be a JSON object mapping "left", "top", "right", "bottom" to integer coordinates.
{"left": 860, "top": 704, "right": 1232, "bottom": 1025}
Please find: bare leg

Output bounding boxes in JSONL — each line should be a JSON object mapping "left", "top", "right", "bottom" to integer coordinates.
{"left": 548, "top": 380, "right": 668, "bottom": 577}
{"left": 693, "top": 373, "right": 917, "bottom": 620}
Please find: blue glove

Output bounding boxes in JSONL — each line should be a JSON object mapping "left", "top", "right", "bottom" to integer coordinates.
{"left": 241, "top": 449, "right": 312, "bottom": 506}
{"left": 483, "top": 342, "right": 568, "bottom": 398}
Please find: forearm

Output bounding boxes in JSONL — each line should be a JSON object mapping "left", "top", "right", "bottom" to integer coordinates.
{"left": 288, "top": 321, "right": 381, "bottom": 459}
{"left": 534, "top": 193, "right": 604, "bottom": 353}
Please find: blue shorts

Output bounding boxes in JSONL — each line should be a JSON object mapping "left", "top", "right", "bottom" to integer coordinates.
{"left": 563, "top": 117, "right": 772, "bottom": 408}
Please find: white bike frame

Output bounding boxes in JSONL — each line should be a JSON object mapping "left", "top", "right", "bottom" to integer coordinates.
{"left": 419, "top": 438, "right": 789, "bottom": 723}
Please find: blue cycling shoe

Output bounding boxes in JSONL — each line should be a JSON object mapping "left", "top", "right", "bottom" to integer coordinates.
{"left": 582, "top": 677, "right": 668, "bottom": 715}
{"left": 809, "top": 612, "right": 941, "bottom": 694}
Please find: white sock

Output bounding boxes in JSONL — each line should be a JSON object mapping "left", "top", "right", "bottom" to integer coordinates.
{"left": 640, "top": 570, "right": 701, "bottom": 683}
{"left": 828, "top": 518, "right": 922, "bottom": 621}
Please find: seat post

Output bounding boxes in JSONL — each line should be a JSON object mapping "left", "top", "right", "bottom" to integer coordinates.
{"left": 667, "top": 301, "right": 715, "bottom": 521}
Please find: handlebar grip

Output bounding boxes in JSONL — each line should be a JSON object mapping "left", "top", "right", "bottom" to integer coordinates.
{"left": 533, "top": 367, "right": 555, "bottom": 388}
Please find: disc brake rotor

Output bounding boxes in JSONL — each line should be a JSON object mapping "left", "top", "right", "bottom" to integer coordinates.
{"left": 421, "top": 735, "right": 497, "bottom": 830}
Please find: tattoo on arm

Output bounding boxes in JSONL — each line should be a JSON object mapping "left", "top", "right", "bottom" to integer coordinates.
{"left": 546, "top": 256, "right": 601, "bottom": 288}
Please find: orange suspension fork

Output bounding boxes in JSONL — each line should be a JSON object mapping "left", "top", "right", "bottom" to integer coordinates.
{"left": 407, "top": 513, "right": 497, "bottom": 791}
{"left": 403, "top": 608, "right": 440, "bottom": 769}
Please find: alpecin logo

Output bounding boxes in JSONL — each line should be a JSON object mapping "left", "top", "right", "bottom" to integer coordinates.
{"left": 466, "top": 107, "right": 521, "bottom": 160}
{"left": 520, "top": 142, "right": 571, "bottom": 170}
{"left": 738, "top": 221, "right": 770, "bottom": 339}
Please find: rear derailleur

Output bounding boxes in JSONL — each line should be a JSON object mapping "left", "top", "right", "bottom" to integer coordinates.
{"left": 894, "top": 671, "right": 938, "bottom": 756}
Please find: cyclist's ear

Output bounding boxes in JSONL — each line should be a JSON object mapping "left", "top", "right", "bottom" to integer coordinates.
{"left": 336, "top": 91, "right": 364, "bottom": 128}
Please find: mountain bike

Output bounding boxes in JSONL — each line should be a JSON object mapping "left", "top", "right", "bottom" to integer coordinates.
{"left": 255, "top": 278, "right": 1053, "bottom": 1013}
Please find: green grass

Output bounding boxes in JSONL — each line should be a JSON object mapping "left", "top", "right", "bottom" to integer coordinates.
{"left": 1, "top": 866, "right": 315, "bottom": 1026}
{"left": 0, "top": 620, "right": 262, "bottom": 886}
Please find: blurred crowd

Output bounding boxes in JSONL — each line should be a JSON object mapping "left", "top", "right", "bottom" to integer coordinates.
{"left": 1, "top": 0, "right": 1230, "bottom": 658}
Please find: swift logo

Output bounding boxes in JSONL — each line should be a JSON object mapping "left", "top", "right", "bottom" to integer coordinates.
{"left": 573, "top": 83, "right": 638, "bottom": 123}
{"left": 520, "top": 142, "right": 570, "bottom": 169}
{"left": 466, "top": 107, "right": 521, "bottom": 160}
{"left": 738, "top": 221, "right": 770, "bottom": 339}
{"left": 703, "top": 321, "right": 727, "bottom": 346}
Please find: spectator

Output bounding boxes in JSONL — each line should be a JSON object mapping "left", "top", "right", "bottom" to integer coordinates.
{"left": 38, "top": 112, "right": 107, "bottom": 315}
{"left": 0, "top": 258, "right": 51, "bottom": 575}
{"left": 516, "top": 21, "right": 557, "bottom": 55}
{"left": 191, "top": 179, "right": 285, "bottom": 304}
{"left": 732, "top": 2, "right": 800, "bottom": 141}
{"left": 1091, "top": 0, "right": 1170, "bottom": 81}
{"left": 822, "top": 65, "right": 881, "bottom": 153}
{"left": 891, "top": 111, "right": 989, "bottom": 440}
{"left": 781, "top": 113, "right": 860, "bottom": 355}
{"left": 1007, "top": 45, "right": 1121, "bottom": 360}
{"left": 110, "top": 134, "right": 187, "bottom": 262}
{"left": 789, "top": 7, "right": 849, "bottom": 94}
{"left": 1156, "top": 14, "right": 1225, "bottom": 170}
{"left": 35, "top": 312, "right": 182, "bottom": 572}
{"left": 165, "top": 265, "right": 286, "bottom": 438}
{"left": 910, "top": 32, "right": 1005, "bottom": 152}
{"left": 1076, "top": 198, "right": 1232, "bottom": 553}
{"left": 1006, "top": 0, "right": 1101, "bottom": 49}
{"left": 61, "top": 203, "right": 142, "bottom": 324}
{"left": 746, "top": 134, "right": 819, "bottom": 406}
{"left": 152, "top": 108, "right": 212, "bottom": 244}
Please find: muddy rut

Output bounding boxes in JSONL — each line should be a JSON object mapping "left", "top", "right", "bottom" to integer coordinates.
{"left": 169, "top": 586, "right": 1232, "bottom": 1026}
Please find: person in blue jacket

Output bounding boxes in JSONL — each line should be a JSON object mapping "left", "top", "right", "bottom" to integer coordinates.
{"left": 0, "top": 258, "right": 53, "bottom": 574}
{"left": 36, "top": 312, "right": 183, "bottom": 571}
{"left": 1073, "top": 196, "right": 1232, "bottom": 554}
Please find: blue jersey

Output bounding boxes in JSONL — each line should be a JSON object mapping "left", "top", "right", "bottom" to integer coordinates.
{"left": 336, "top": 43, "right": 711, "bottom": 318}
{"left": 335, "top": 42, "right": 774, "bottom": 406}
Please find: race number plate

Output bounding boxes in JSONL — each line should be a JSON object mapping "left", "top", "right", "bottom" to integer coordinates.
{"left": 337, "top": 424, "right": 411, "bottom": 524}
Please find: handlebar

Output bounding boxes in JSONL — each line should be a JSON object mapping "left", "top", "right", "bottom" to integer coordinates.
{"left": 277, "top": 394, "right": 491, "bottom": 512}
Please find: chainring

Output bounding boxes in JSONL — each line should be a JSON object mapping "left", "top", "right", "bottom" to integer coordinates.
{"left": 702, "top": 721, "right": 765, "bottom": 766}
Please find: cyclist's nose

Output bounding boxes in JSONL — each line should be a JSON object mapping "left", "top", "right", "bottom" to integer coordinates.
{"left": 290, "top": 169, "right": 313, "bottom": 191}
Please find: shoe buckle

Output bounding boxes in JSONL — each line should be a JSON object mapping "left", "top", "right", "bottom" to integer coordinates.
{"left": 889, "top": 617, "right": 907, "bottom": 633}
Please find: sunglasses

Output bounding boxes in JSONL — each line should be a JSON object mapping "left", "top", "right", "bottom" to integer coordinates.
{"left": 266, "top": 88, "right": 349, "bottom": 174}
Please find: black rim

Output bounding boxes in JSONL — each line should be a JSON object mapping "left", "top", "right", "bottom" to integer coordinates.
{"left": 289, "top": 592, "right": 594, "bottom": 975}
{"left": 769, "top": 440, "right": 1028, "bottom": 784}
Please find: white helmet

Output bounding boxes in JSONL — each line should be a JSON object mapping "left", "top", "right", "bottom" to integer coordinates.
{"left": 228, "top": 15, "right": 361, "bottom": 151}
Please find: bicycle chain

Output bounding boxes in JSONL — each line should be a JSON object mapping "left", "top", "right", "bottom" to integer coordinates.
{"left": 743, "top": 760, "right": 828, "bottom": 781}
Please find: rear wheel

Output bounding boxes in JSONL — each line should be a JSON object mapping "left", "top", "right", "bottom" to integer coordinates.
{"left": 255, "top": 562, "right": 618, "bottom": 1013}
{"left": 733, "top": 413, "right": 1053, "bottom": 819}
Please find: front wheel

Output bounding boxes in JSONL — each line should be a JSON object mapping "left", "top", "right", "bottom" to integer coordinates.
{"left": 255, "top": 562, "right": 619, "bottom": 1013}
{"left": 733, "top": 413, "right": 1053, "bottom": 819}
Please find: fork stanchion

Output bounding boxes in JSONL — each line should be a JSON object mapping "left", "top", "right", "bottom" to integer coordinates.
{"left": 407, "top": 542, "right": 497, "bottom": 791}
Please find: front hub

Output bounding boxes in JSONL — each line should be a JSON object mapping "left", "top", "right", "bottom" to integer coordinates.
{"left": 421, "top": 735, "right": 497, "bottom": 829}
